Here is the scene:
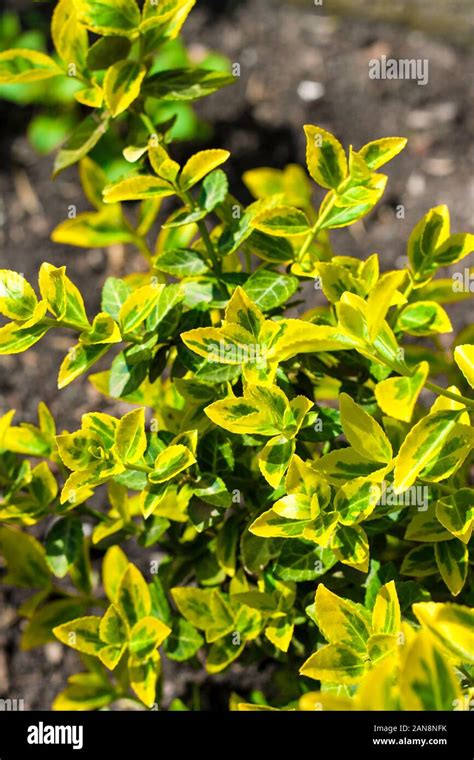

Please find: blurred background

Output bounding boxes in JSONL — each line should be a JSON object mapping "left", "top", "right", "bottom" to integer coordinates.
{"left": 0, "top": 0, "right": 473, "bottom": 708}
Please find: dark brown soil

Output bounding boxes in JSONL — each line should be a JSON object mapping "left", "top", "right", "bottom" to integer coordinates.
{"left": 0, "top": 0, "right": 473, "bottom": 710}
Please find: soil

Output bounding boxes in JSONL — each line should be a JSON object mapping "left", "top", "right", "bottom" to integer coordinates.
{"left": 0, "top": 0, "right": 473, "bottom": 709}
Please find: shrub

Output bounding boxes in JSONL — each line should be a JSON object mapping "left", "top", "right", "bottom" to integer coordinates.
{"left": 0, "top": 0, "right": 473, "bottom": 712}
{"left": 0, "top": 0, "right": 233, "bottom": 158}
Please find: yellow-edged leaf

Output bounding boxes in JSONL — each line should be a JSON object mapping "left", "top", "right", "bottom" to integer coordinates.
{"left": 252, "top": 206, "right": 311, "bottom": 237}
{"left": 454, "top": 344, "right": 474, "bottom": 389}
{"left": 434, "top": 540, "right": 468, "bottom": 596}
{"left": 77, "top": 0, "right": 141, "bottom": 38}
{"left": 0, "top": 270, "right": 38, "bottom": 320}
{"left": 249, "top": 508, "right": 311, "bottom": 539}
{"left": 399, "top": 631, "right": 460, "bottom": 710}
{"left": 375, "top": 362, "right": 429, "bottom": 423}
{"left": 312, "top": 447, "right": 390, "bottom": 487}
{"left": 171, "top": 587, "right": 215, "bottom": 631}
{"left": 413, "top": 601, "right": 474, "bottom": 664}
{"left": 103, "top": 546, "right": 129, "bottom": 603}
{"left": 119, "top": 284, "right": 163, "bottom": 334}
{"left": 358, "top": 137, "right": 407, "bottom": 170}
{"left": 99, "top": 604, "right": 128, "bottom": 646}
{"left": 53, "top": 616, "right": 103, "bottom": 655}
{"left": 115, "top": 407, "right": 147, "bottom": 464}
{"left": 436, "top": 489, "right": 474, "bottom": 544}
{"left": 148, "top": 445, "right": 196, "bottom": 483}
{"left": 38, "top": 263, "right": 90, "bottom": 329}
{"left": 52, "top": 0, "right": 88, "bottom": 69}
{"left": 58, "top": 343, "right": 109, "bottom": 389}
{"left": 180, "top": 149, "right": 230, "bottom": 191}
{"left": 396, "top": 301, "right": 452, "bottom": 336}
{"left": 103, "top": 176, "right": 175, "bottom": 203}
{"left": 372, "top": 581, "right": 401, "bottom": 635}
{"left": 393, "top": 410, "right": 469, "bottom": 493}
{"left": 117, "top": 564, "right": 151, "bottom": 627}
{"left": 0, "top": 526, "right": 51, "bottom": 588}
{"left": 128, "top": 651, "right": 159, "bottom": 707}
{"left": 315, "top": 584, "right": 371, "bottom": 652}
{"left": 0, "top": 49, "right": 62, "bottom": 83}
{"left": 339, "top": 393, "right": 392, "bottom": 464}
{"left": 356, "top": 657, "right": 398, "bottom": 710}
{"left": 129, "top": 616, "right": 171, "bottom": 659}
{"left": 299, "top": 643, "right": 366, "bottom": 684}
{"left": 408, "top": 205, "right": 450, "bottom": 283}
{"left": 265, "top": 613, "right": 294, "bottom": 653}
{"left": 330, "top": 524, "right": 369, "bottom": 572}
{"left": 367, "top": 270, "right": 406, "bottom": 341}
{"left": 104, "top": 60, "right": 146, "bottom": 117}
{"left": 304, "top": 124, "right": 348, "bottom": 190}
{"left": 258, "top": 436, "right": 294, "bottom": 488}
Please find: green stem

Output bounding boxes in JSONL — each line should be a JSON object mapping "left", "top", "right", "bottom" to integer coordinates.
{"left": 78, "top": 505, "right": 106, "bottom": 522}
{"left": 122, "top": 333, "right": 143, "bottom": 345}
{"left": 402, "top": 278, "right": 414, "bottom": 302}
{"left": 306, "top": 204, "right": 318, "bottom": 225}
{"left": 367, "top": 348, "right": 474, "bottom": 411}
{"left": 297, "top": 193, "right": 336, "bottom": 263}
{"left": 51, "top": 586, "right": 108, "bottom": 609}
{"left": 139, "top": 111, "right": 156, "bottom": 139}
{"left": 297, "top": 226, "right": 317, "bottom": 263}
{"left": 122, "top": 213, "right": 167, "bottom": 282}
{"left": 131, "top": 233, "right": 154, "bottom": 264}
{"left": 318, "top": 317, "right": 473, "bottom": 410}
{"left": 458, "top": 665, "right": 474, "bottom": 686}
{"left": 122, "top": 214, "right": 152, "bottom": 260}
{"left": 425, "top": 381, "right": 474, "bottom": 410}
{"left": 419, "top": 479, "right": 454, "bottom": 495}
{"left": 389, "top": 275, "right": 415, "bottom": 328}
{"left": 139, "top": 33, "right": 146, "bottom": 64}
{"left": 45, "top": 317, "right": 143, "bottom": 350}
{"left": 197, "top": 218, "right": 221, "bottom": 274}
{"left": 44, "top": 317, "right": 88, "bottom": 332}
{"left": 181, "top": 190, "right": 220, "bottom": 272}
{"left": 125, "top": 462, "right": 153, "bottom": 474}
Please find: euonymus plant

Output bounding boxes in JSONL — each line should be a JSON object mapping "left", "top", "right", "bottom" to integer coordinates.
{"left": 0, "top": 0, "right": 473, "bottom": 712}
{"left": 0, "top": 0, "right": 233, "bottom": 163}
